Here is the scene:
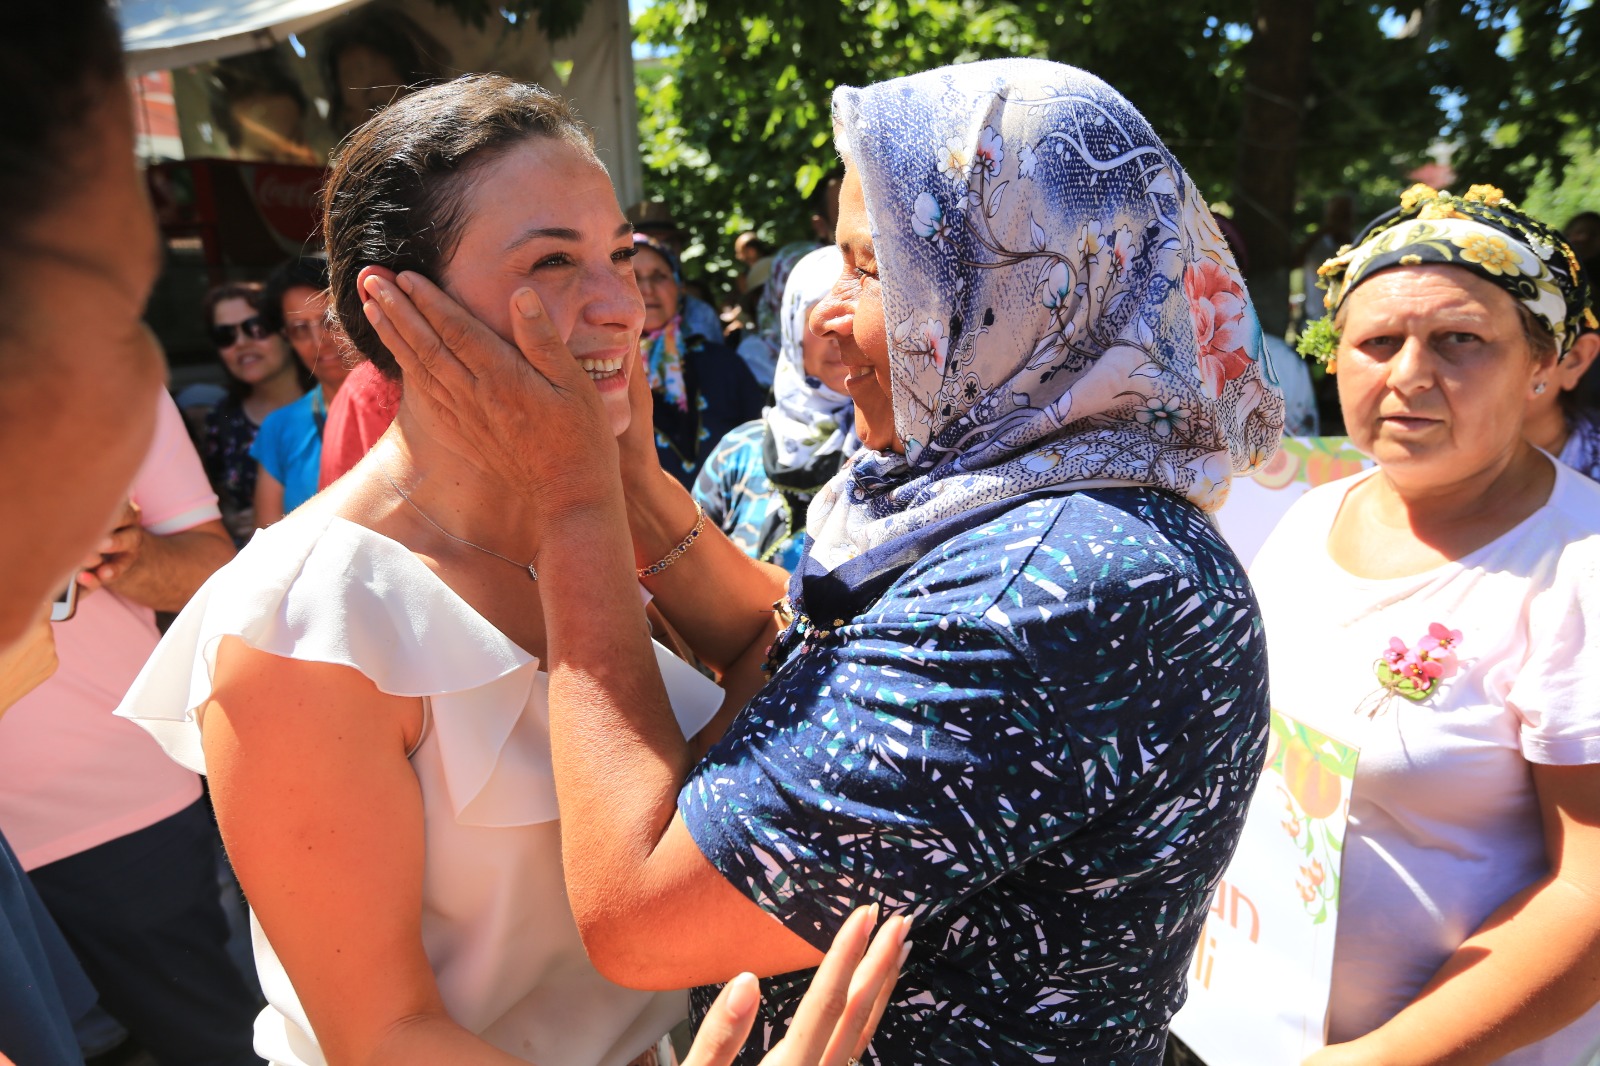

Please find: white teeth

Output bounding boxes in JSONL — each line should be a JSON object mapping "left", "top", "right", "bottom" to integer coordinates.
{"left": 578, "top": 357, "right": 624, "bottom": 376}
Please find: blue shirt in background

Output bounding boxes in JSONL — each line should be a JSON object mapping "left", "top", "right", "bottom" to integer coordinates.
{"left": 250, "top": 389, "right": 324, "bottom": 514}
{"left": 693, "top": 421, "right": 808, "bottom": 572}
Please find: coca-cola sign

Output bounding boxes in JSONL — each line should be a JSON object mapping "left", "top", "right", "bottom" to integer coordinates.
{"left": 241, "top": 164, "right": 326, "bottom": 251}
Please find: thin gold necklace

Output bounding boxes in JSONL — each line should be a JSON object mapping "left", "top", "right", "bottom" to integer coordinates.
{"left": 379, "top": 465, "right": 538, "bottom": 580}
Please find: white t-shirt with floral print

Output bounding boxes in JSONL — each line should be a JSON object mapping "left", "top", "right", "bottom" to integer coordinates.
{"left": 1250, "top": 458, "right": 1600, "bottom": 1066}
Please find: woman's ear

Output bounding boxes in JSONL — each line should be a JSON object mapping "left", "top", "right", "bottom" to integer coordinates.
{"left": 1557, "top": 332, "right": 1600, "bottom": 392}
{"left": 357, "top": 264, "right": 398, "bottom": 293}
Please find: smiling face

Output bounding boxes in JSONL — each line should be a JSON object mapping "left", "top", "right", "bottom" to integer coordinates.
{"left": 808, "top": 168, "right": 900, "bottom": 453}
{"left": 438, "top": 137, "right": 643, "bottom": 436}
{"left": 282, "top": 285, "right": 350, "bottom": 391}
{"left": 213, "top": 296, "right": 294, "bottom": 388}
{"left": 1336, "top": 265, "right": 1550, "bottom": 490}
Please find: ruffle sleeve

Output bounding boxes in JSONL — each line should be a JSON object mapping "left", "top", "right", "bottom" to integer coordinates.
{"left": 115, "top": 511, "right": 723, "bottom": 827}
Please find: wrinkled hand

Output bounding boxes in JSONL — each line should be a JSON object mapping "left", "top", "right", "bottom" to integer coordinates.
{"left": 77, "top": 499, "right": 144, "bottom": 595}
{"left": 359, "top": 269, "right": 617, "bottom": 509}
{"left": 683, "top": 905, "right": 910, "bottom": 1066}
{"left": 0, "top": 614, "right": 58, "bottom": 715}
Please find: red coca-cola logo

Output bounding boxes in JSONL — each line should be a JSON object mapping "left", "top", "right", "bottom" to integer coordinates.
{"left": 242, "top": 164, "right": 326, "bottom": 247}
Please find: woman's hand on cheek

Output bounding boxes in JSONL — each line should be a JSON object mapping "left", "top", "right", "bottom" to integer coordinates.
{"left": 360, "top": 269, "right": 619, "bottom": 510}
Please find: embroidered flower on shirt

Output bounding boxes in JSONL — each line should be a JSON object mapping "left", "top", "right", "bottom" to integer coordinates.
{"left": 1358, "top": 622, "right": 1463, "bottom": 717}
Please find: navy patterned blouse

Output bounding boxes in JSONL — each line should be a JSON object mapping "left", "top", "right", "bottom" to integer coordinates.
{"left": 678, "top": 487, "right": 1270, "bottom": 1065}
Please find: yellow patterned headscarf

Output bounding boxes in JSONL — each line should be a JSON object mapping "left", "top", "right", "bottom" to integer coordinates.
{"left": 1300, "top": 184, "right": 1597, "bottom": 364}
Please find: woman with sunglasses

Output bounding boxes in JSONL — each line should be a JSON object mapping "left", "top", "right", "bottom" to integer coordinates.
{"left": 199, "top": 282, "right": 309, "bottom": 546}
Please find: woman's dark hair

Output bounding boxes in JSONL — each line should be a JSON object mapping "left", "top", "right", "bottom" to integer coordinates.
{"left": 203, "top": 282, "right": 268, "bottom": 338}
{"left": 324, "top": 74, "right": 597, "bottom": 380}
{"left": 0, "top": 0, "right": 125, "bottom": 280}
{"left": 263, "top": 255, "right": 332, "bottom": 335}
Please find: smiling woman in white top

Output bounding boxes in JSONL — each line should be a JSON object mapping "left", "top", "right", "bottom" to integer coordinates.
{"left": 1244, "top": 183, "right": 1600, "bottom": 1066}
{"left": 114, "top": 75, "right": 906, "bottom": 1066}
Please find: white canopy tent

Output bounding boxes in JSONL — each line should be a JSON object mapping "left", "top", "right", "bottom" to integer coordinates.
{"left": 118, "top": 0, "right": 644, "bottom": 207}
{"left": 121, "top": 0, "right": 373, "bottom": 75}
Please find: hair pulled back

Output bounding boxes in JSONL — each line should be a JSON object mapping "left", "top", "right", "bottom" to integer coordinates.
{"left": 324, "top": 74, "right": 597, "bottom": 380}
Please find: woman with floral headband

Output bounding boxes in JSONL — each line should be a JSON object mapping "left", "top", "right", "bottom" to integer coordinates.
{"left": 1234, "top": 184, "right": 1600, "bottom": 1065}
{"left": 362, "top": 58, "right": 1285, "bottom": 1064}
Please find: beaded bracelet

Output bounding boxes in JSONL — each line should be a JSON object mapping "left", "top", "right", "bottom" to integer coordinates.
{"left": 637, "top": 501, "right": 706, "bottom": 579}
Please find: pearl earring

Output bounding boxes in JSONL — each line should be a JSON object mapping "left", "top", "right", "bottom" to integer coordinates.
{"left": 1534, "top": 381, "right": 1549, "bottom": 395}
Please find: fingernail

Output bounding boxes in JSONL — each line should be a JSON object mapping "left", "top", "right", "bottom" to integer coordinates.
{"left": 726, "top": 972, "right": 759, "bottom": 1016}
{"left": 515, "top": 287, "right": 541, "bottom": 318}
{"left": 362, "top": 300, "right": 383, "bottom": 323}
{"left": 396, "top": 272, "right": 415, "bottom": 294}
{"left": 897, "top": 941, "right": 913, "bottom": 967}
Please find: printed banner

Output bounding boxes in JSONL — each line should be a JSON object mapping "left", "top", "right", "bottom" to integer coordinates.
{"left": 1216, "top": 436, "right": 1372, "bottom": 567}
{"left": 1169, "top": 710, "right": 1360, "bottom": 1065}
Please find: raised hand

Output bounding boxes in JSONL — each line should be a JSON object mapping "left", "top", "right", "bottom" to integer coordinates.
{"left": 359, "top": 269, "right": 617, "bottom": 510}
{"left": 682, "top": 906, "right": 910, "bottom": 1066}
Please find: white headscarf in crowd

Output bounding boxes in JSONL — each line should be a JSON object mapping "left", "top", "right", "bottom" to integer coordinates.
{"left": 763, "top": 244, "right": 857, "bottom": 473}
{"left": 807, "top": 58, "right": 1286, "bottom": 569}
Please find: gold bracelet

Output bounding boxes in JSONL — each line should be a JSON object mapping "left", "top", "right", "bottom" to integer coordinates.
{"left": 637, "top": 501, "right": 706, "bottom": 579}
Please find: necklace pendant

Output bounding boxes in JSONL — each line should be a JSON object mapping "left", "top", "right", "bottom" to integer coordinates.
{"left": 527, "top": 563, "right": 539, "bottom": 581}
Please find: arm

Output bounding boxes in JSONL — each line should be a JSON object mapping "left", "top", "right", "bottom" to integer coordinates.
{"left": 203, "top": 637, "right": 523, "bottom": 1066}
{"left": 1305, "top": 761, "right": 1600, "bottom": 1066}
{"left": 254, "top": 465, "right": 286, "bottom": 527}
{"left": 77, "top": 499, "right": 234, "bottom": 611}
{"left": 620, "top": 363, "right": 787, "bottom": 675}
{"left": 359, "top": 275, "right": 821, "bottom": 985}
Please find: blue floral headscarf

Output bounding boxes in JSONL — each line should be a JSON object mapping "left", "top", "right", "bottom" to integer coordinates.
{"left": 806, "top": 58, "right": 1285, "bottom": 568}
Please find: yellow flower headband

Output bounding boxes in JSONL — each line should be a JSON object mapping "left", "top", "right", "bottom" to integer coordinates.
{"left": 1299, "top": 183, "right": 1597, "bottom": 366}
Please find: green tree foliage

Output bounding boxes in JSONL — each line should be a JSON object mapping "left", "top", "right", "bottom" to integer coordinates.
{"left": 633, "top": 0, "right": 1599, "bottom": 293}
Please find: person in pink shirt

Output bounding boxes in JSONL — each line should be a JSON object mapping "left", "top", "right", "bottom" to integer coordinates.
{"left": 0, "top": 392, "right": 257, "bottom": 1065}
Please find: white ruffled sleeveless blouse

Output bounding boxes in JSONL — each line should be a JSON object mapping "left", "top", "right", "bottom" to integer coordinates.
{"left": 115, "top": 508, "right": 721, "bottom": 1065}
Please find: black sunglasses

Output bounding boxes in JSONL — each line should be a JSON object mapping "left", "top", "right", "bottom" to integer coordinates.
{"left": 210, "top": 316, "right": 270, "bottom": 349}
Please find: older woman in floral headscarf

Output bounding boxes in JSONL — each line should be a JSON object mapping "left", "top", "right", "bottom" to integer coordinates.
{"left": 694, "top": 245, "right": 858, "bottom": 570}
{"left": 366, "top": 58, "right": 1284, "bottom": 1066}
{"left": 1207, "top": 184, "right": 1600, "bottom": 1066}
